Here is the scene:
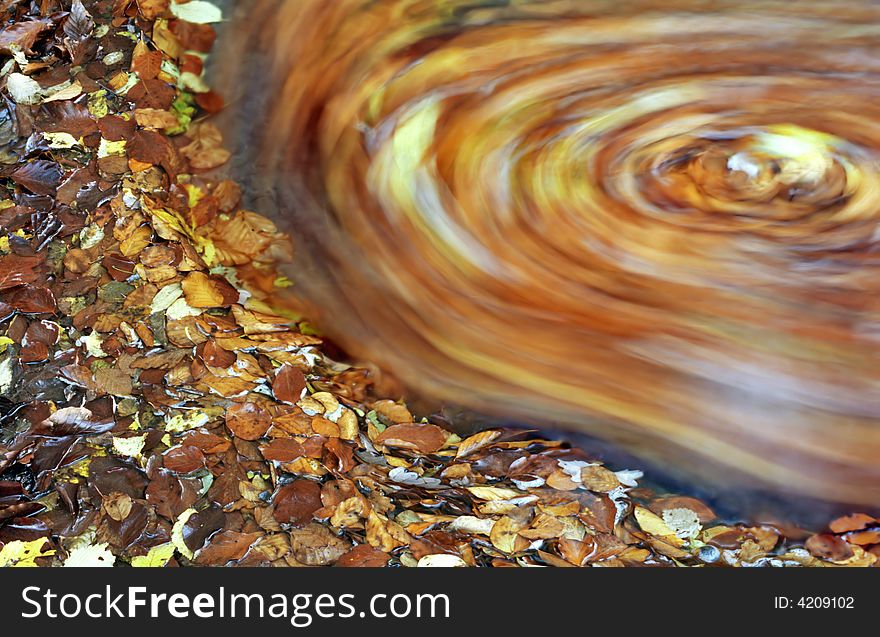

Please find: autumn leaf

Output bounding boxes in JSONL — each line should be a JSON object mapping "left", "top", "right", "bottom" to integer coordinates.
{"left": 0, "top": 255, "right": 42, "bottom": 291}
{"left": 131, "top": 40, "right": 163, "bottom": 79}
{"left": 259, "top": 438, "right": 305, "bottom": 462}
{"left": 336, "top": 544, "right": 390, "bottom": 567}
{"left": 828, "top": 513, "right": 876, "bottom": 534}
{"left": 273, "top": 480, "right": 322, "bottom": 528}
{"left": 579, "top": 465, "right": 620, "bottom": 493}
{"left": 805, "top": 534, "right": 854, "bottom": 562}
{"left": 225, "top": 402, "right": 271, "bottom": 440}
{"left": 194, "top": 530, "right": 260, "bottom": 565}
{"left": 12, "top": 160, "right": 62, "bottom": 196}
{"left": 455, "top": 429, "right": 501, "bottom": 459}
{"left": 163, "top": 445, "right": 206, "bottom": 473}
{"left": 137, "top": 0, "right": 171, "bottom": 21}
{"left": 273, "top": 363, "right": 306, "bottom": 404}
{"left": 375, "top": 423, "right": 449, "bottom": 454}
{"left": 489, "top": 515, "right": 530, "bottom": 554}
{"left": 128, "top": 78, "right": 176, "bottom": 110}
{"left": 366, "top": 511, "right": 411, "bottom": 552}
{"left": 182, "top": 271, "right": 238, "bottom": 308}
{"left": 0, "top": 20, "right": 51, "bottom": 54}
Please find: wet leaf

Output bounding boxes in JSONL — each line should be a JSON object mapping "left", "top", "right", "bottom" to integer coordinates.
{"left": 12, "top": 160, "right": 62, "bottom": 196}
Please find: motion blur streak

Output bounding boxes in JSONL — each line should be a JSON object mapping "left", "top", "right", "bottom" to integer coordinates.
{"left": 216, "top": 1, "right": 880, "bottom": 506}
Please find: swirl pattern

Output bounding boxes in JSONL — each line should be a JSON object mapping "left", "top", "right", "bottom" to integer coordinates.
{"left": 220, "top": 0, "right": 880, "bottom": 505}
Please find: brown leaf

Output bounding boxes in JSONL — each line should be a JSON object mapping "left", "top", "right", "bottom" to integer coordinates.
{"left": 12, "top": 160, "right": 62, "bottom": 196}
{"left": 845, "top": 530, "right": 880, "bottom": 546}
{"left": 558, "top": 536, "right": 597, "bottom": 566}
{"left": 182, "top": 506, "right": 225, "bottom": 554}
{"left": 259, "top": 438, "right": 305, "bottom": 462}
{"left": 648, "top": 496, "right": 717, "bottom": 524}
{"left": 289, "top": 523, "right": 349, "bottom": 566}
{"left": 101, "top": 492, "right": 133, "bottom": 522}
{"left": 322, "top": 438, "right": 356, "bottom": 473}
{"left": 136, "top": 0, "right": 170, "bottom": 20}
{"left": 128, "top": 129, "right": 180, "bottom": 176}
{"left": 180, "top": 122, "right": 230, "bottom": 171}
{"left": 490, "top": 515, "right": 530, "bottom": 554}
{"left": 182, "top": 430, "right": 231, "bottom": 454}
{"left": 273, "top": 364, "right": 306, "bottom": 404}
{"left": 196, "top": 339, "right": 236, "bottom": 368}
{"left": 128, "top": 78, "right": 176, "bottom": 110}
{"left": 455, "top": 429, "right": 501, "bottom": 459}
{"left": 104, "top": 254, "right": 136, "bottom": 281}
{"left": 366, "top": 511, "right": 411, "bottom": 552}
{"left": 375, "top": 423, "right": 448, "bottom": 454}
{"left": 0, "top": 255, "right": 42, "bottom": 291}
{"left": 579, "top": 465, "right": 620, "bottom": 493}
{"left": 98, "top": 114, "right": 137, "bottom": 141}
{"left": 225, "top": 402, "right": 271, "bottom": 441}
{"left": 0, "top": 20, "right": 51, "bottom": 55}
{"left": 273, "top": 480, "right": 322, "bottom": 527}
{"left": 131, "top": 40, "right": 163, "bottom": 79}
{"left": 194, "top": 530, "right": 261, "bottom": 565}
{"left": 134, "top": 108, "right": 179, "bottom": 130}
{"left": 62, "top": 0, "right": 96, "bottom": 64}
{"left": 336, "top": 544, "right": 389, "bottom": 567}
{"left": 5, "top": 285, "right": 56, "bottom": 314}
{"left": 163, "top": 445, "right": 206, "bottom": 474}
{"left": 805, "top": 534, "right": 854, "bottom": 561}
{"left": 372, "top": 399, "right": 413, "bottom": 424}
{"left": 20, "top": 341, "right": 49, "bottom": 363}
{"left": 146, "top": 469, "right": 198, "bottom": 520}
{"left": 829, "top": 513, "right": 876, "bottom": 535}
{"left": 64, "top": 0, "right": 95, "bottom": 42}
{"left": 329, "top": 495, "right": 369, "bottom": 529}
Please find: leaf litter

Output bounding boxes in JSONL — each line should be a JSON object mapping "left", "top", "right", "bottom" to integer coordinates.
{"left": 0, "top": 0, "right": 876, "bottom": 569}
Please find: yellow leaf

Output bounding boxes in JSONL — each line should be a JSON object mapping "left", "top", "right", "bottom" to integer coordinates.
{"left": 172, "top": 508, "right": 197, "bottom": 560}
{"left": 131, "top": 543, "right": 176, "bottom": 567}
{"left": 0, "top": 538, "right": 55, "bottom": 567}
{"left": 634, "top": 506, "right": 685, "bottom": 546}
{"left": 466, "top": 485, "right": 523, "bottom": 501}
{"left": 455, "top": 429, "right": 501, "bottom": 459}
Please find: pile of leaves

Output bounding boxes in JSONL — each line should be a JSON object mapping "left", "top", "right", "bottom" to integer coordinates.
{"left": 0, "top": 0, "right": 877, "bottom": 568}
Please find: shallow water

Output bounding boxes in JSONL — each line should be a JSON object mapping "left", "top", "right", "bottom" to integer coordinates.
{"left": 213, "top": 0, "right": 880, "bottom": 513}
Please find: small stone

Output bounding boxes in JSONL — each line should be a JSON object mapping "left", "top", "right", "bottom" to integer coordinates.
{"left": 698, "top": 545, "right": 720, "bottom": 563}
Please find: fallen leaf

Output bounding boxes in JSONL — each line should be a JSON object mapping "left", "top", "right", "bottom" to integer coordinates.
{"left": 273, "top": 364, "right": 306, "bottom": 403}
{"left": 376, "top": 423, "right": 448, "bottom": 454}
{"left": 225, "top": 402, "right": 271, "bottom": 440}
{"left": 273, "top": 480, "right": 322, "bottom": 527}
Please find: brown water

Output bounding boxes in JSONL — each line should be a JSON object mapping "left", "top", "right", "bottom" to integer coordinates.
{"left": 213, "top": 0, "right": 880, "bottom": 512}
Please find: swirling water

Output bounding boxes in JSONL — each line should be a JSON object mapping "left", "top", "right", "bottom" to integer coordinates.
{"left": 215, "top": 0, "right": 880, "bottom": 511}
